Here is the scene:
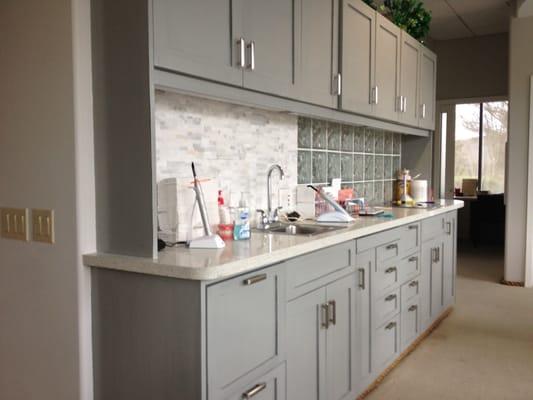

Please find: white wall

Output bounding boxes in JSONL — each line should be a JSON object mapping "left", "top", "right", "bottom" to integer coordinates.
{"left": 505, "top": 15, "right": 533, "bottom": 284}
{"left": 432, "top": 33, "right": 509, "bottom": 101}
{"left": 0, "top": 1, "right": 95, "bottom": 399}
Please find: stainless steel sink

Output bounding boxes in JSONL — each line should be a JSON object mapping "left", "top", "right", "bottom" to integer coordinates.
{"left": 258, "top": 223, "right": 347, "bottom": 236}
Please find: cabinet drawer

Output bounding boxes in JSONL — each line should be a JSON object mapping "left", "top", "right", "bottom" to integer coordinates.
{"left": 372, "top": 315, "right": 401, "bottom": 372}
{"left": 226, "top": 363, "right": 286, "bottom": 400}
{"left": 401, "top": 277, "right": 421, "bottom": 305}
{"left": 376, "top": 240, "right": 400, "bottom": 263}
{"left": 287, "top": 241, "right": 354, "bottom": 299}
{"left": 398, "top": 253, "right": 420, "bottom": 284}
{"left": 399, "top": 223, "right": 420, "bottom": 255}
{"left": 373, "top": 288, "right": 400, "bottom": 328}
{"left": 373, "top": 258, "right": 401, "bottom": 298}
{"left": 401, "top": 297, "right": 421, "bottom": 351}
{"left": 207, "top": 266, "right": 285, "bottom": 399}
{"left": 357, "top": 227, "right": 402, "bottom": 254}
{"left": 421, "top": 215, "right": 445, "bottom": 242}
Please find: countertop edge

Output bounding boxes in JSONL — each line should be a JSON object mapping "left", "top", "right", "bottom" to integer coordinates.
{"left": 84, "top": 202, "right": 463, "bottom": 281}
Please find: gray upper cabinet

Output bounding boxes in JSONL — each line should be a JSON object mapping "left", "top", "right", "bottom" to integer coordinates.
{"left": 399, "top": 32, "right": 421, "bottom": 126}
{"left": 237, "top": 0, "right": 295, "bottom": 97}
{"left": 294, "top": 0, "right": 339, "bottom": 107}
{"left": 340, "top": 0, "right": 375, "bottom": 115}
{"left": 152, "top": 0, "right": 242, "bottom": 86}
{"left": 374, "top": 13, "right": 401, "bottom": 122}
{"left": 418, "top": 47, "right": 437, "bottom": 130}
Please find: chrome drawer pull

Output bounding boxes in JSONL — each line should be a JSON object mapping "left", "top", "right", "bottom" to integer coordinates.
{"left": 358, "top": 268, "right": 366, "bottom": 290}
{"left": 408, "top": 305, "right": 418, "bottom": 312}
{"left": 243, "top": 382, "right": 267, "bottom": 399}
{"left": 385, "top": 267, "right": 397, "bottom": 274}
{"left": 236, "top": 37, "right": 246, "bottom": 68}
{"left": 328, "top": 300, "right": 337, "bottom": 325}
{"left": 446, "top": 221, "right": 452, "bottom": 235}
{"left": 408, "top": 224, "right": 417, "bottom": 230}
{"left": 409, "top": 280, "right": 418, "bottom": 288}
{"left": 247, "top": 41, "right": 256, "bottom": 70}
{"left": 385, "top": 321, "right": 397, "bottom": 330}
{"left": 321, "top": 303, "right": 330, "bottom": 329}
{"left": 385, "top": 294, "right": 397, "bottom": 302}
{"left": 386, "top": 243, "right": 398, "bottom": 250}
{"left": 243, "top": 273, "right": 267, "bottom": 286}
{"left": 408, "top": 256, "right": 418, "bottom": 263}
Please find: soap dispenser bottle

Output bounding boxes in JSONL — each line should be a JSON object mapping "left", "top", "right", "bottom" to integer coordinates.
{"left": 233, "top": 192, "right": 251, "bottom": 240}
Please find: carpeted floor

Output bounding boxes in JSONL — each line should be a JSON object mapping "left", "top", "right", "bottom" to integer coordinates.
{"left": 365, "top": 243, "right": 533, "bottom": 400}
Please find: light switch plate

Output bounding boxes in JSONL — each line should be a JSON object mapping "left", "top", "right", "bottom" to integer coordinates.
{"left": 0, "top": 208, "right": 29, "bottom": 241}
{"left": 32, "top": 209, "right": 55, "bottom": 244}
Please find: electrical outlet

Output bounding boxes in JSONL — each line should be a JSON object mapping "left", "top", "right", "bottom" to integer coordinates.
{"left": 32, "top": 209, "right": 55, "bottom": 244}
{"left": 0, "top": 208, "right": 29, "bottom": 241}
{"left": 279, "top": 187, "right": 293, "bottom": 209}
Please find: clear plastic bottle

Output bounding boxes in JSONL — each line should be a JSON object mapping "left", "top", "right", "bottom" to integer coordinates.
{"left": 233, "top": 192, "right": 251, "bottom": 240}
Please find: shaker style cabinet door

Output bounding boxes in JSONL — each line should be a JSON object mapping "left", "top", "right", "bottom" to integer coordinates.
{"left": 340, "top": 0, "right": 376, "bottom": 115}
{"left": 443, "top": 213, "right": 457, "bottom": 308}
{"left": 418, "top": 47, "right": 437, "bottom": 130}
{"left": 354, "top": 250, "right": 372, "bottom": 393}
{"left": 238, "top": 0, "right": 295, "bottom": 97}
{"left": 399, "top": 32, "right": 421, "bottom": 126}
{"left": 294, "top": 0, "right": 339, "bottom": 107}
{"left": 152, "top": 0, "right": 243, "bottom": 86}
{"left": 374, "top": 13, "right": 401, "bottom": 122}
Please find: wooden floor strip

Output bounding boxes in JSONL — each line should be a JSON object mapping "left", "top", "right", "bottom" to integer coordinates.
{"left": 357, "top": 307, "right": 454, "bottom": 400}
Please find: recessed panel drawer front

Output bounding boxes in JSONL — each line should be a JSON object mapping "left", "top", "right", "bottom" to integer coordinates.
{"left": 207, "top": 266, "right": 284, "bottom": 399}
{"left": 376, "top": 240, "right": 400, "bottom": 263}
{"left": 374, "top": 259, "right": 400, "bottom": 298}
{"left": 356, "top": 227, "right": 402, "bottom": 254}
{"left": 421, "top": 215, "right": 445, "bottom": 242}
{"left": 399, "top": 253, "right": 420, "bottom": 284}
{"left": 399, "top": 223, "right": 420, "bottom": 255}
{"left": 401, "top": 297, "right": 421, "bottom": 351}
{"left": 401, "top": 277, "right": 420, "bottom": 305}
{"left": 373, "top": 288, "right": 401, "bottom": 327}
{"left": 287, "top": 241, "right": 354, "bottom": 299}
{"left": 226, "top": 363, "right": 286, "bottom": 400}
{"left": 372, "top": 315, "right": 401, "bottom": 371}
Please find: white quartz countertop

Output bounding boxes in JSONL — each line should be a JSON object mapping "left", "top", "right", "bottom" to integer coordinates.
{"left": 84, "top": 200, "right": 463, "bottom": 281}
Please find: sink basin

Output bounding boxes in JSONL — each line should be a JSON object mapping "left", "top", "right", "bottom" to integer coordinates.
{"left": 259, "top": 223, "right": 347, "bottom": 236}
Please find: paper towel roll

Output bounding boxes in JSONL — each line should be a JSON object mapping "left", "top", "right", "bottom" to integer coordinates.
{"left": 411, "top": 180, "right": 428, "bottom": 202}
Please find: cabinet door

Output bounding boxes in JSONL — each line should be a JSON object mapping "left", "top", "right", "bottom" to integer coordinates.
{"left": 239, "top": 0, "right": 294, "bottom": 97}
{"left": 421, "top": 238, "right": 444, "bottom": 326}
{"left": 287, "top": 288, "right": 326, "bottom": 400}
{"left": 418, "top": 47, "right": 437, "bottom": 130}
{"left": 355, "top": 250, "right": 372, "bottom": 390}
{"left": 399, "top": 32, "right": 420, "bottom": 126}
{"left": 340, "top": 0, "right": 375, "bottom": 115}
{"left": 374, "top": 13, "right": 401, "bottom": 122}
{"left": 326, "top": 274, "right": 356, "bottom": 400}
{"left": 152, "top": 0, "right": 243, "bottom": 86}
{"left": 419, "top": 240, "right": 432, "bottom": 330}
{"left": 294, "top": 0, "right": 339, "bottom": 107}
{"left": 207, "top": 267, "right": 285, "bottom": 399}
{"left": 443, "top": 213, "right": 456, "bottom": 308}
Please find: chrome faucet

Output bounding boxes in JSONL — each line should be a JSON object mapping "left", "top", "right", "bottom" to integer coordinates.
{"left": 257, "top": 164, "right": 285, "bottom": 229}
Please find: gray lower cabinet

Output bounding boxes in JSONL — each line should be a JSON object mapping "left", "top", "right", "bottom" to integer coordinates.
{"left": 443, "top": 213, "right": 457, "bottom": 308}
{"left": 294, "top": 0, "right": 339, "bottom": 107}
{"left": 152, "top": 0, "right": 242, "bottom": 86}
{"left": 420, "top": 237, "right": 445, "bottom": 328}
{"left": 354, "top": 250, "right": 372, "bottom": 392}
{"left": 340, "top": 0, "right": 375, "bottom": 115}
{"left": 287, "top": 273, "right": 356, "bottom": 400}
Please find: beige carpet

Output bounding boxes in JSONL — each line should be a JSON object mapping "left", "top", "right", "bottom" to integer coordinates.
{"left": 365, "top": 244, "right": 533, "bottom": 400}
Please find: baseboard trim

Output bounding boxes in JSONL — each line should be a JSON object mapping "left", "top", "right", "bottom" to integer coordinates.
{"left": 500, "top": 279, "right": 525, "bottom": 287}
{"left": 357, "top": 307, "right": 454, "bottom": 400}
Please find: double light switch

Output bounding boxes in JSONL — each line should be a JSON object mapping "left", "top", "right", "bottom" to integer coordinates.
{"left": 0, "top": 208, "right": 54, "bottom": 243}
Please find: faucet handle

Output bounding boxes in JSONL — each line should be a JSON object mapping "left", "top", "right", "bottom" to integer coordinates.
{"left": 256, "top": 209, "right": 269, "bottom": 229}
{"left": 272, "top": 206, "right": 283, "bottom": 222}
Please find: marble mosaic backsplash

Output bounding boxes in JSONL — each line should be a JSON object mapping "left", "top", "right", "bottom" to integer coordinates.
{"left": 297, "top": 117, "right": 402, "bottom": 204}
{"left": 155, "top": 91, "right": 298, "bottom": 212}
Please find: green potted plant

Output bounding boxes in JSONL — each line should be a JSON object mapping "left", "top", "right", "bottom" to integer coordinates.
{"left": 380, "top": 0, "right": 432, "bottom": 43}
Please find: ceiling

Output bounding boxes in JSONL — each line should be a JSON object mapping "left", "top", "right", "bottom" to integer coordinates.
{"left": 422, "top": 0, "right": 513, "bottom": 40}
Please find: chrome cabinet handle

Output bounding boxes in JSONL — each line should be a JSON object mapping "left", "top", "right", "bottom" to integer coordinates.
{"left": 446, "top": 221, "right": 452, "bottom": 235}
{"left": 247, "top": 41, "right": 255, "bottom": 70}
{"left": 386, "top": 243, "right": 398, "bottom": 250}
{"left": 321, "top": 303, "right": 329, "bottom": 329}
{"left": 334, "top": 73, "right": 342, "bottom": 96}
{"left": 358, "top": 268, "right": 366, "bottom": 290}
{"left": 328, "top": 300, "right": 336, "bottom": 326}
{"left": 385, "top": 266, "right": 397, "bottom": 274}
{"left": 237, "top": 37, "right": 246, "bottom": 68}
{"left": 408, "top": 256, "right": 418, "bottom": 263}
{"left": 385, "top": 321, "right": 397, "bottom": 330}
{"left": 397, "top": 96, "right": 403, "bottom": 112}
{"left": 437, "top": 247, "right": 441, "bottom": 262}
{"left": 372, "top": 86, "right": 379, "bottom": 104}
{"left": 409, "top": 280, "right": 418, "bottom": 288}
{"left": 243, "top": 382, "right": 267, "bottom": 399}
{"left": 385, "top": 294, "right": 397, "bottom": 302}
{"left": 421, "top": 103, "right": 427, "bottom": 119}
{"left": 404, "top": 96, "right": 407, "bottom": 113}
{"left": 408, "top": 305, "right": 418, "bottom": 312}
{"left": 243, "top": 273, "right": 267, "bottom": 286}
{"left": 408, "top": 224, "right": 418, "bottom": 230}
